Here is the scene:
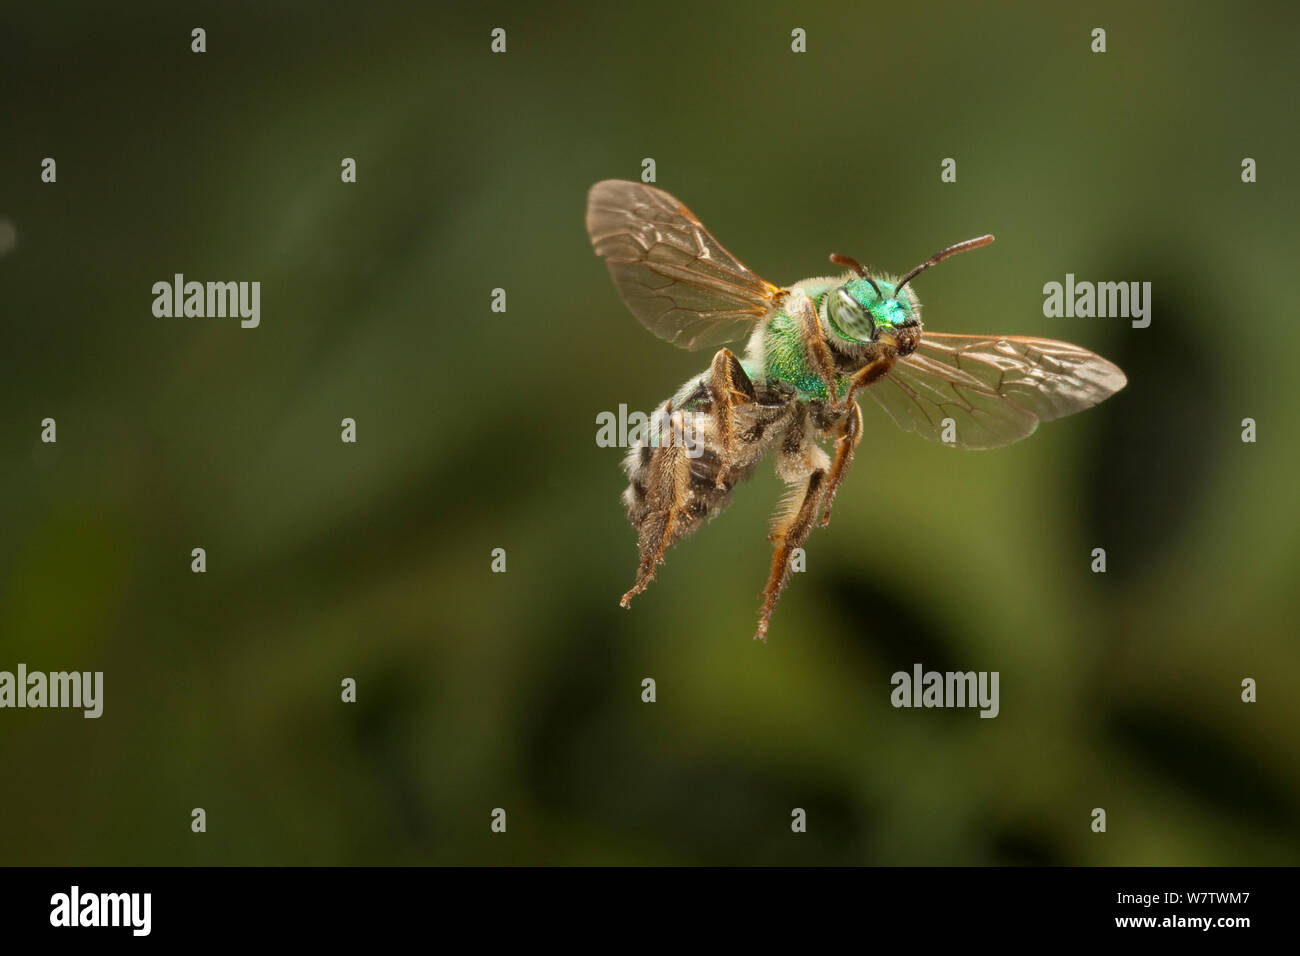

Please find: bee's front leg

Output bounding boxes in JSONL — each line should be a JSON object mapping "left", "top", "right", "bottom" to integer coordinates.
{"left": 789, "top": 294, "right": 841, "bottom": 403}
{"left": 843, "top": 354, "right": 895, "bottom": 406}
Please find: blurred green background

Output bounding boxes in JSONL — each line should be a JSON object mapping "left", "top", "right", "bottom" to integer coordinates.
{"left": 2, "top": 0, "right": 1297, "bottom": 865}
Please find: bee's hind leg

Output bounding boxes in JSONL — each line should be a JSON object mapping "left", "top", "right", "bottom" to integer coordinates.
{"left": 755, "top": 409, "right": 830, "bottom": 642}
{"left": 620, "top": 426, "right": 693, "bottom": 608}
{"left": 620, "top": 359, "right": 762, "bottom": 609}
{"left": 707, "top": 347, "right": 757, "bottom": 489}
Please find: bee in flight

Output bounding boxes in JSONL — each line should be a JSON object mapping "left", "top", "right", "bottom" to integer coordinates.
{"left": 586, "top": 179, "right": 1126, "bottom": 642}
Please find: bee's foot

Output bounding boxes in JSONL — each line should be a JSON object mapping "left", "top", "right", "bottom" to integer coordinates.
{"left": 620, "top": 580, "right": 649, "bottom": 607}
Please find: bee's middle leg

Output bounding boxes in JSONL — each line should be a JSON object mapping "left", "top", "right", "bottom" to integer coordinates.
{"left": 820, "top": 400, "right": 863, "bottom": 528}
{"left": 755, "top": 411, "right": 830, "bottom": 642}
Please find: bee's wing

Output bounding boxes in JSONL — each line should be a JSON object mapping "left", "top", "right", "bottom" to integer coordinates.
{"left": 586, "top": 180, "right": 782, "bottom": 350}
{"left": 869, "top": 333, "right": 1127, "bottom": 449}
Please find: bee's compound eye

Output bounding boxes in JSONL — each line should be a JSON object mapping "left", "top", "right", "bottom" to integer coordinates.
{"left": 829, "top": 288, "right": 875, "bottom": 342}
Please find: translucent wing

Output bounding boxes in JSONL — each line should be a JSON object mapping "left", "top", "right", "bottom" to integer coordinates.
{"left": 869, "top": 333, "right": 1127, "bottom": 449}
{"left": 586, "top": 180, "right": 782, "bottom": 350}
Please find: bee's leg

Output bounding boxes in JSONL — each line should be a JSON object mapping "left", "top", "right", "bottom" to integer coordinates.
{"left": 757, "top": 471, "right": 827, "bottom": 642}
{"left": 707, "top": 348, "right": 757, "bottom": 489}
{"left": 844, "top": 355, "right": 896, "bottom": 404}
{"left": 819, "top": 400, "right": 863, "bottom": 528}
{"left": 620, "top": 427, "right": 692, "bottom": 608}
{"left": 756, "top": 410, "right": 830, "bottom": 642}
{"left": 789, "top": 294, "right": 841, "bottom": 403}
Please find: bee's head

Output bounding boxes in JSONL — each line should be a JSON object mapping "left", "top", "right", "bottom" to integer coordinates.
{"left": 825, "top": 274, "right": 922, "bottom": 354}
{"left": 824, "top": 235, "right": 995, "bottom": 357}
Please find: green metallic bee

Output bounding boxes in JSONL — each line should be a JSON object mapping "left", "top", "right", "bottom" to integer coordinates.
{"left": 586, "top": 180, "right": 1126, "bottom": 641}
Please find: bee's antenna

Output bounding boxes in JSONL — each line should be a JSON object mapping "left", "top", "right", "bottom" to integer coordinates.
{"left": 829, "top": 253, "right": 882, "bottom": 298}
{"left": 894, "top": 234, "right": 995, "bottom": 295}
